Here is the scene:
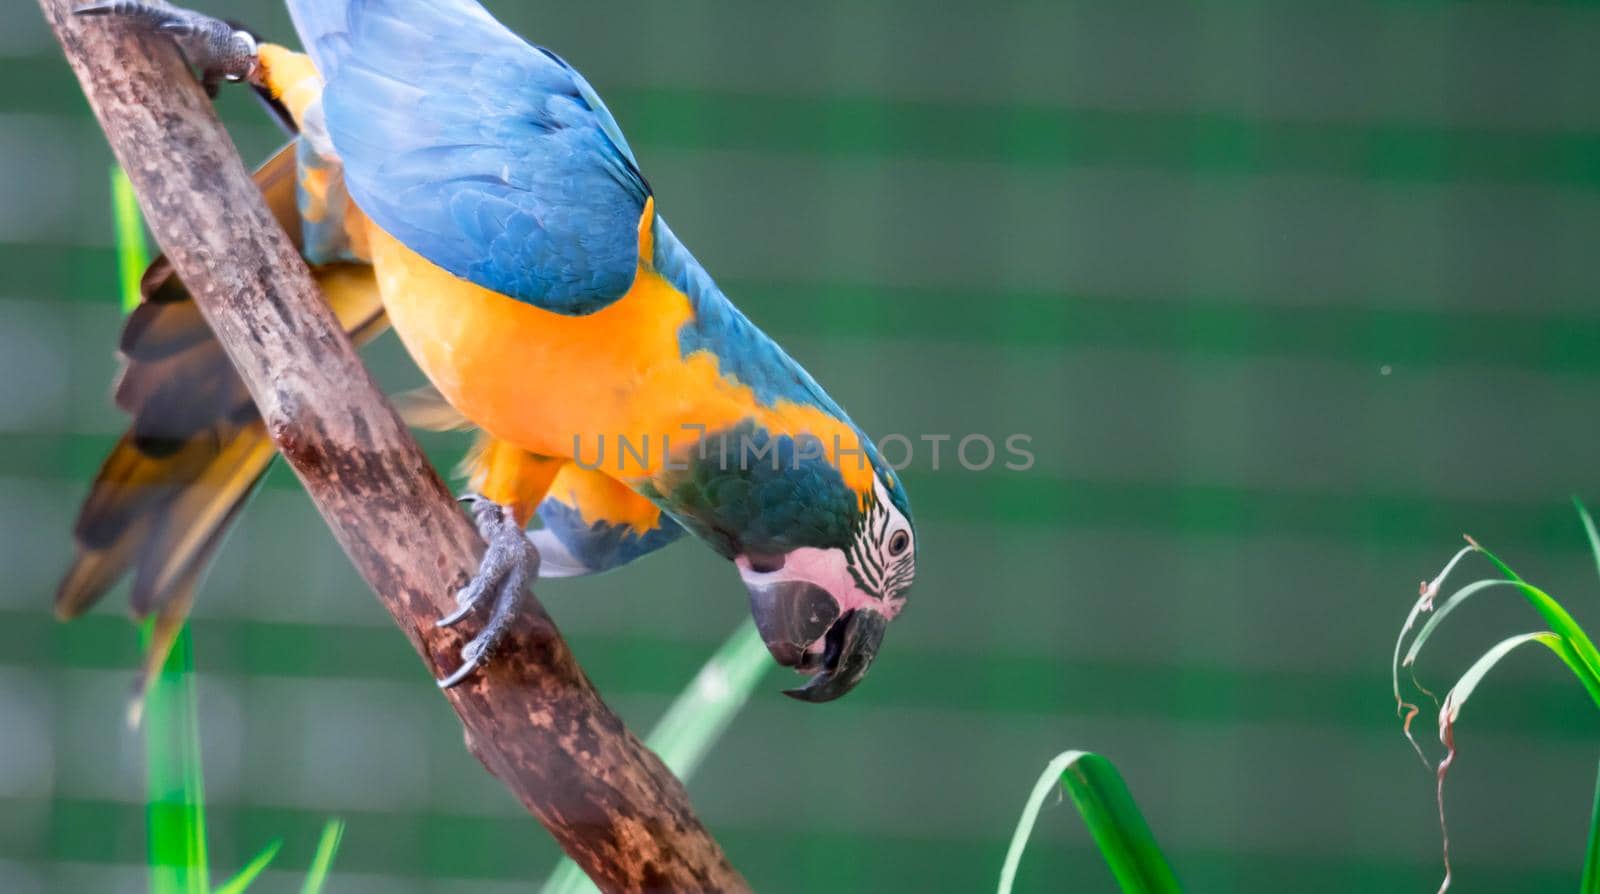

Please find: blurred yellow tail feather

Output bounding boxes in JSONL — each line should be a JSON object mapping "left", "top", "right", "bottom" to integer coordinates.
{"left": 58, "top": 143, "right": 388, "bottom": 705}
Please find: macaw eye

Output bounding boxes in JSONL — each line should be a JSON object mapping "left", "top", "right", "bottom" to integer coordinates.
{"left": 887, "top": 530, "right": 910, "bottom": 557}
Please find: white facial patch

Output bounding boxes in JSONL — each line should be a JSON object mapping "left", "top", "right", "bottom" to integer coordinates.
{"left": 733, "top": 475, "right": 914, "bottom": 638}
{"left": 738, "top": 547, "right": 883, "bottom": 617}
{"left": 853, "top": 476, "right": 913, "bottom": 616}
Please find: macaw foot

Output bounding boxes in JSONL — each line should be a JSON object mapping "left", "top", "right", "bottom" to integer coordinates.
{"left": 75, "top": 1, "right": 259, "bottom": 95}
{"left": 435, "top": 494, "right": 541, "bottom": 689}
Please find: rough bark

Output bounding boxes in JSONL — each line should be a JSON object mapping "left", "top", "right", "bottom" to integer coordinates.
{"left": 38, "top": 3, "right": 748, "bottom": 890}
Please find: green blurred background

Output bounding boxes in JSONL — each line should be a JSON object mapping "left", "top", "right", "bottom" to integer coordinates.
{"left": 4, "top": 0, "right": 1600, "bottom": 891}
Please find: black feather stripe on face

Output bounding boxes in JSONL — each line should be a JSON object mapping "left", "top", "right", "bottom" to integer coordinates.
{"left": 847, "top": 486, "right": 895, "bottom": 598}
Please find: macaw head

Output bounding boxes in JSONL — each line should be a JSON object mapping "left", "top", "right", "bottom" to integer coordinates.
{"left": 736, "top": 473, "right": 915, "bottom": 702}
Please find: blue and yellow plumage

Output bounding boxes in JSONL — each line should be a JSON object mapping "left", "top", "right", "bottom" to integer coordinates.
{"left": 61, "top": 0, "right": 915, "bottom": 701}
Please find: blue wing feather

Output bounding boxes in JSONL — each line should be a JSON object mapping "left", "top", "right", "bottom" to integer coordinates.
{"left": 285, "top": 0, "right": 647, "bottom": 313}
{"left": 530, "top": 499, "right": 684, "bottom": 577}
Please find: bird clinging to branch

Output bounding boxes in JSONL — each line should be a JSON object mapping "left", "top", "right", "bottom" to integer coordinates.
{"left": 62, "top": 0, "right": 916, "bottom": 701}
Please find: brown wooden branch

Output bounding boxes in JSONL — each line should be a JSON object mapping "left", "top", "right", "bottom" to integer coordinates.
{"left": 38, "top": 3, "right": 748, "bottom": 890}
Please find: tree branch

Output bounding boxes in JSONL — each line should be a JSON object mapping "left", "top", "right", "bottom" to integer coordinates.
{"left": 38, "top": 3, "right": 748, "bottom": 890}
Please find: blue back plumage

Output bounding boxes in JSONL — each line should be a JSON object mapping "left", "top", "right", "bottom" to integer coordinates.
{"left": 285, "top": 0, "right": 915, "bottom": 530}
{"left": 651, "top": 217, "right": 849, "bottom": 415}
{"left": 652, "top": 222, "right": 913, "bottom": 522}
{"left": 285, "top": 0, "right": 646, "bottom": 313}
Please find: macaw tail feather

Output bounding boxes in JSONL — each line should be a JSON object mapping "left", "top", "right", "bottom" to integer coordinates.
{"left": 57, "top": 143, "right": 388, "bottom": 700}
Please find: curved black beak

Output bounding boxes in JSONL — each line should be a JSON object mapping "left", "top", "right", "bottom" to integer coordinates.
{"left": 782, "top": 609, "right": 886, "bottom": 703}
{"left": 747, "top": 580, "right": 839, "bottom": 668}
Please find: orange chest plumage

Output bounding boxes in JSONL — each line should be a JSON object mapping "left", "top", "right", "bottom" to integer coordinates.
{"left": 369, "top": 223, "right": 690, "bottom": 462}
{"left": 366, "top": 222, "right": 872, "bottom": 499}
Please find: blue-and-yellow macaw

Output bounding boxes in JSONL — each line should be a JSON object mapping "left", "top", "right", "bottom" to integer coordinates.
{"left": 61, "top": 0, "right": 915, "bottom": 701}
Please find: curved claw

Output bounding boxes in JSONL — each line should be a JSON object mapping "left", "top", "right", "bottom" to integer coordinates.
{"left": 434, "top": 493, "right": 540, "bottom": 688}
{"left": 435, "top": 596, "right": 477, "bottom": 630}
{"left": 435, "top": 614, "right": 509, "bottom": 689}
{"left": 73, "top": 0, "right": 259, "bottom": 85}
{"left": 436, "top": 652, "right": 485, "bottom": 690}
{"left": 74, "top": 1, "right": 163, "bottom": 19}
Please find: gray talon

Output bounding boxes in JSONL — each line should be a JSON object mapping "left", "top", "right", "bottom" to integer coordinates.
{"left": 75, "top": 1, "right": 259, "bottom": 86}
{"left": 436, "top": 655, "right": 481, "bottom": 690}
{"left": 436, "top": 495, "right": 539, "bottom": 688}
{"left": 435, "top": 598, "right": 477, "bottom": 630}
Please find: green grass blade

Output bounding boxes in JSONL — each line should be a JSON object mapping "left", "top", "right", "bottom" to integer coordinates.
{"left": 541, "top": 624, "right": 772, "bottom": 894}
{"left": 300, "top": 819, "right": 346, "bottom": 894}
{"left": 111, "top": 167, "right": 147, "bottom": 313}
{"left": 1392, "top": 546, "right": 1476, "bottom": 761}
{"left": 1399, "top": 538, "right": 1600, "bottom": 714}
{"left": 1395, "top": 576, "right": 1600, "bottom": 714}
{"left": 640, "top": 624, "right": 772, "bottom": 779}
{"left": 1444, "top": 632, "right": 1567, "bottom": 725}
{"left": 115, "top": 165, "right": 349, "bottom": 894}
{"left": 1584, "top": 761, "right": 1600, "bottom": 894}
{"left": 1402, "top": 579, "right": 1527, "bottom": 670}
{"left": 1428, "top": 631, "right": 1573, "bottom": 892}
{"left": 1399, "top": 516, "right": 1600, "bottom": 890}
{"left": 142, "top": 622, "right": 210, "bottom": 894}
{"left": 998, "top": 750, "right": 1181, "bottom": 894}
{"left": 1576, "top": 498, "right": 1600, "bottom": 594}
{"left": 117, "top": 172, "right": 213, "bottom": 894}
{"left": 211, "top": 840, "right": 282, "bottom": 894}
{"left": 1472, "top": 540, "right": 1600, "bottom": 680}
